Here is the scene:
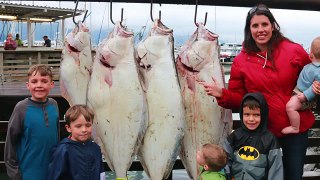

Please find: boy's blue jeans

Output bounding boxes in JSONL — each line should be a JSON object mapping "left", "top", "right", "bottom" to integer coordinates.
{"left": 278, "top": 131, "right": 308, "bottom": 180}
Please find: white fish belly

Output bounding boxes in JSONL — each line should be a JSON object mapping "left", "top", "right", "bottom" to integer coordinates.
{"left": 138, "top": 62, "right": 185, "bottom": 180}
{"left": 180, "top": 71, "right": 231, "bottom": 179}
{"left": 178, "top": 38, "right": 232, "bottom": 179}
{"left": 60, "top": 49, "right": 91, "bottom": 105}
{"left": 87, "top": 57, "right": 147, "bottom": 178}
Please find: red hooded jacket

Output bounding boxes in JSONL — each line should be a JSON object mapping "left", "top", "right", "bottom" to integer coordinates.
{"left": 217, "top": 40, "right": 315, "bottom": 137}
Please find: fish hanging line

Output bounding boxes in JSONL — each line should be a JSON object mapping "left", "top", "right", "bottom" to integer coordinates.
{"left": 97, "top": 2, "right": 108, "bottom": 45}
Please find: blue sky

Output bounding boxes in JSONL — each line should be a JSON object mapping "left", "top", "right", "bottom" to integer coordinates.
{"left": 1, "top": 1, "right": 320, "bottom": 48}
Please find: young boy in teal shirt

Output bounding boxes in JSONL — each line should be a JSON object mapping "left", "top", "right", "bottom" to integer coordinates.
{"left": 4, "top": 64, "right": 59, "bottom": 180}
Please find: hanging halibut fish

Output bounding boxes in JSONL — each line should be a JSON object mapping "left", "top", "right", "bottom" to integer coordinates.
{"left": 176, "top": 23, "right": 232, "bottom": 179}
{"left": 87, "top": 22, "right": 148, "bottom": 179}
{"left": 136, "top": 19, "right": 185, "bottom": 180}
{"left": 60, "top": 22, "right": 93, "bottom": 105}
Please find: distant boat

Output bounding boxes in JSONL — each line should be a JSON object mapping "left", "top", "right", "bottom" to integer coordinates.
{"left": 219, "top": 42, "right": 242, "bottom": 62}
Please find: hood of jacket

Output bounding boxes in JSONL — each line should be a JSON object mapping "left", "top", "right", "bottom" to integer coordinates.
{"left": 239, "top": 92, "right": 269, "bottom": 134}
{"left": 59, "top": 137, "right": 93, "bottom": 146}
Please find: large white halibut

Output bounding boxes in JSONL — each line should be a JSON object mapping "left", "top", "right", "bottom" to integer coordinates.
{"left": 136, "top": 19, "right": 185, "bottom": 180}
{"left": 60, "top": 22, "right": 92, "bottom": 105}
{"left": 176, "top": 23, "right": 232, "bottom": 179}
{"left": 87, "top": 22, "right": 147, "bottom": 178}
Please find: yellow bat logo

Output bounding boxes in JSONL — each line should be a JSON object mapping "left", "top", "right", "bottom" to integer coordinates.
{"left": 237, "top": 146, "right": 259, "bottom": 160}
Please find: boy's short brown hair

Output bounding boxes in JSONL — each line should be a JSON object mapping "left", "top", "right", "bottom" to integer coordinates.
{"left": 65, "top": 105, "right": 94, "bottom": 126}
{"left": 202, "top": 143, "right": 227, "bottom": 171}
{"left": 243, "top": 96, "right": 260, "bottom": 110}
{"left": 28, "top": 64, "right": 53, "bottom": 80}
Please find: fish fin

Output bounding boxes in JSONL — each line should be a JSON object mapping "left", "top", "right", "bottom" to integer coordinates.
{"left": 104, "top": 69, "right": 113, "bottom": 88}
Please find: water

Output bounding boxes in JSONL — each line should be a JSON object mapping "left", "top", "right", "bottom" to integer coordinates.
{"left": 106, "top": 170, "right": 191, "bottom": 180}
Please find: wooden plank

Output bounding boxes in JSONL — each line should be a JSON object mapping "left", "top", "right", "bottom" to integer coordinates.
{"left": 3, "top": 65, "right": 35, "bottom": 69}
{"left": 308, "top": 137, "right": 320, "bottom": 147}
{"left": 3, "top": 59, "right": 37, "bottom": 64}
{"left": 304, "top": 155, "right": 320, "bottom": 164}
{"left": 303, "top": 176, "right": 320, "bottom": 180}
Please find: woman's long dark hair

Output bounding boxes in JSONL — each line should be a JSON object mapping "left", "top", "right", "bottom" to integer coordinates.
{"left": 243, "top": 4, "right": 289, "bottom": 70}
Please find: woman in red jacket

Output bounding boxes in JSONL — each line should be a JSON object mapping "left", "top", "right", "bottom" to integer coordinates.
{"left": 200, "top": 4, "right": 319, "bottom": 180}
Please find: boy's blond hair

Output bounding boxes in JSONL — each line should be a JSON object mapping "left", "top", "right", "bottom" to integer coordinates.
{"left": 28, "top": 64, "right": 53, "bottom": 80}
{"left": 202, "top": 143, "right": 227, "bottom": 171}
{"left": 311, "top": 36, "right": 320, "bottom": 60}
{"left": 65, "top": 105, "right": 94, "bottom": 126}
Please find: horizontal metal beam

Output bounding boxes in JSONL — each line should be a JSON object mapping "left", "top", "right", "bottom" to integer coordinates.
{"left": 26, "top": 0, "right": 320, "bottom": 11}
{"left": 20, "top": 9, "right": 46, "bottom": 18}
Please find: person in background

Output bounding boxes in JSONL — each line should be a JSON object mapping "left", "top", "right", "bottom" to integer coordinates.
{"left": 224, "top": 92, "right": 283, "bottom": 180}
{"left": 196, "top": 143, "right": 227, "bottom": 180}
{"left": 15, "top": 33, "right": 23, "bottom": 47}
{"left": 4, "top": 33, "right": 17, "bottom": 50}
{"left": 4, "top": 64, "right": 59, "bottom": 180}
{"left": 199, "top": 4, "right": 319, "bottom": 180}
{"left": 43, "top": 35, "right": 51, "bottom": 47}
{"left": 47, "top": 104, "right": 105, "bottom": 180}
{"left": 284, "top": 36, "right": 320, "bottom": 134}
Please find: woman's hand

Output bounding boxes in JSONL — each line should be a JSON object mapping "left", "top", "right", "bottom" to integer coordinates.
{"left": 312, "top": 81, "right": 320, "bottom": 95}
{"left": 198, "top": 77, "right": 223, "bottom": 98}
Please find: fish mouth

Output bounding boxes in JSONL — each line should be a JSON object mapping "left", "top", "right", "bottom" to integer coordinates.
{"left": 99, "top": 56, "right": 114, "bottom": 68}
{"left": 67, "top": 44, "right": 80, "bottom": 53}
{"left": 177, "top": 56, "right": 199, "bottom": 73}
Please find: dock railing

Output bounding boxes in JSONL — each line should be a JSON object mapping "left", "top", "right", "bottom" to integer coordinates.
{"left": 0, "top": 48, "right": 63, "bottom": 83}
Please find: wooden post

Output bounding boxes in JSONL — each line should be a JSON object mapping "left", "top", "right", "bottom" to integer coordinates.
{"left": 0, "top": 52, "right": 3, "bottom": 84}
{"left": 37, "top": 52, "right": 41, "bottom": 64}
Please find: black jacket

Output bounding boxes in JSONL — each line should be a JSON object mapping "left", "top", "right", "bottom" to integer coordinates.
{"left": 224, "top": 92, "right": 283, "bottom": 180}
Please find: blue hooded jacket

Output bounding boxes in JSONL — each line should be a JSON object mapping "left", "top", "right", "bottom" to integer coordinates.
{"left": 47, "top": 138, "right": 105, "bottom": 180}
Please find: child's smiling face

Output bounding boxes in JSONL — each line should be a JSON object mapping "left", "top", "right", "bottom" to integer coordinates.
{"left": 243, "top": 106, "right": 261, "bottom": 130}
{"left": 27, "top": 72, "right": 54, "bottom": 102}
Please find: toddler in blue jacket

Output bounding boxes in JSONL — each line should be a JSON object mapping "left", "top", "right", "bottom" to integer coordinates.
{"left": 47, "top": 104, "right": 105, "bottom": 180}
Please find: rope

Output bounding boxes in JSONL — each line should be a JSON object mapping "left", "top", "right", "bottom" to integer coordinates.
{"left": 97, "top": 2, "right": 108, "bottom": 45}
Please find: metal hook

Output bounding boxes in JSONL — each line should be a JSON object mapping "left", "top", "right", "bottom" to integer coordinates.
{"left": 194, "top": 0, "right": 207, "bottom": 26}
{"left": 110, "top": 0, "right": 124, "bottom": 25}
{"left": 150, "top": 0, "right": 161, "bottom": 22}
{"left": 73, "top": 0, "right": 88, "bottom": 25}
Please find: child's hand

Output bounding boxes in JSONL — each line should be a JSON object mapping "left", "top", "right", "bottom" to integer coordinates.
{"left": 296, "top": 92, "right": 306, "bottom": 102}
{"left": 312, "top": 80, "right": 320, "bottom": 95}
